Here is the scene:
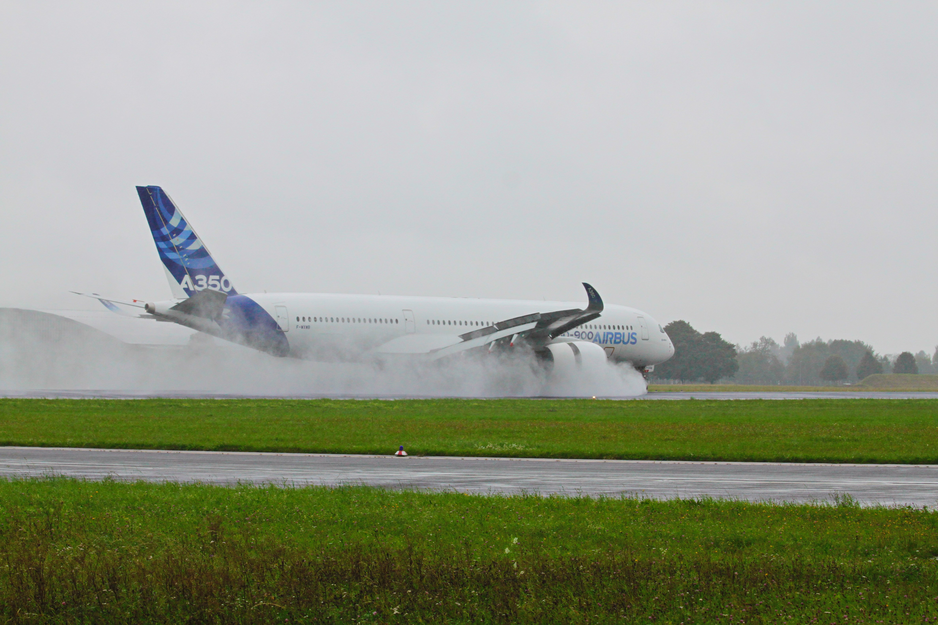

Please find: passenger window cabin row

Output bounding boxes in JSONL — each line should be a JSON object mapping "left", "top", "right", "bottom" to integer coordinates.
{"left": 291, "top": 316, "right": 633, "bottom": 332}
{"left": 296, "top": 316, "right": 398, "bottom": 324}
{"left": 582, "top": 324, "right": 633, "bottom": 331}
{"left": 421, "top": 320, "right": 633, "bottom": 331}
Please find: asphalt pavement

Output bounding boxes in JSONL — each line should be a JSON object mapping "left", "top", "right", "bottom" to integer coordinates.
{"left": 4, "top": 390, "right": 938, "bottom": 399}
{"left": 1, "top": 446, "right": 936, "bottom": 507}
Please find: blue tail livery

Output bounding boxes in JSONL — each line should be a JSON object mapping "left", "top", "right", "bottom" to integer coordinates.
{"left": 136, "top": 186, "right": 237, "bottom": 299}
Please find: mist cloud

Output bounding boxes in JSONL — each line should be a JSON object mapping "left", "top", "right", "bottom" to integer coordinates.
{"left": 0, "top": 309, "right": 646, "bottom": 398}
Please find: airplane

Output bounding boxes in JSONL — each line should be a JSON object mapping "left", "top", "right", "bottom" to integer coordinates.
{"left": 78, "top": 186, "right": 674, "bottom": 376}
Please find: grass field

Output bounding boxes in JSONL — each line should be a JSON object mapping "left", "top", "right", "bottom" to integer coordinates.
{"left": 2, "top": 398, "right": 938, "bottom": 463}
{"left": 860, "top": 374, "right": 938, "bottom": 390}
{"left": 2, "top": 477, "right": 937, "bottom": 623}
{"left": 647, "top": 375, "right": 938, "bottom": 392}
{"left": 648, "top": 379, "right": 938, "bottom": 392}
{"left": 647, "top": 384, "right": 860, "bottom": 392}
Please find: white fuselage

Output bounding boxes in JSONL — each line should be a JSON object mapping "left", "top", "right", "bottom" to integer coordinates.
{"left": 244, "top": 292, "right": 675, "bottom": 367}
{"left": 131, "top": 186, "right": 675, "bottom": 374}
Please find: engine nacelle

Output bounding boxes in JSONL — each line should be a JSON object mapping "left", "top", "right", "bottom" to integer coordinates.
{"left": 538, "top": 340, "right": 645, "bottom": 397}
{"left": 539, "top": 341, "right": 609, "bottom": 377}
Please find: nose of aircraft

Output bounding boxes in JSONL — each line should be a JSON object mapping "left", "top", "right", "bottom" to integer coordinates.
{"left": 663, "top": 331, "right": 675, "bottom": 361}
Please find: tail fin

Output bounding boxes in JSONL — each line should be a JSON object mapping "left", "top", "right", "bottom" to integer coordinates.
{"left": 136, "top": 186, "right": 237, "bottom": 299}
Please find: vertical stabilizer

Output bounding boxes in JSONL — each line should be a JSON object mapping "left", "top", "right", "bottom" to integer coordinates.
{"left": 136, "top": 186, "right": 238, "bottom": 299}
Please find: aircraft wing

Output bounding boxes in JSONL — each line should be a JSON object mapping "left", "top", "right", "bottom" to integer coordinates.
{"left": 520, "top": 282, "right": 603, "bottom": 345}
{"left": 428, "top": 316, "right": 540, "bottom": 360}
{"left": 425, "top": 282, "right": 603, "bottom": 360}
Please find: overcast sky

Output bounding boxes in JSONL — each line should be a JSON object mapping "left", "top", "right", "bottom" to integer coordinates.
{"left": 1, "top": 2, "right": 935, "bottom": 355}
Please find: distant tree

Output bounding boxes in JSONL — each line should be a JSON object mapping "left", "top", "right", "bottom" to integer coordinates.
{"left": 779, "top": 332, "right": 799, "bottom": 364}
{"left": 914, "top": 351, "right": 935, "bottom": 375}
{"left": 893, "top": 352, "right": 919, "bottom": 374}
{"left": 697, "top": 331, "right": 738, "bottom": 383}
{"left": 855, "top": 351, "right": 883, "bottom": 380}
{"left": 735, "top": 337, "right": 784, "bottom": 384}
{"left": 819, "top": 355, "right": 849, "bottom": 382}
{"left": 828, "top": 339, "right": 876, "bottom": 383}
{"left": 653, "top": 321, "right": 701, "bottom": 382}
{"left": 784, "top": 339, "right": 831, "bottom": 385}
{"left": 753, "top": 336, "right": 782, "bottom": 358}
{"left": 653, "top": 321, "right": 737, "bottom": 383}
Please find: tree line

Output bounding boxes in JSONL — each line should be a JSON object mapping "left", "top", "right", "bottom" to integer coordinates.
{"left": 651, "top": 320, "right": 937, "bottom": 385}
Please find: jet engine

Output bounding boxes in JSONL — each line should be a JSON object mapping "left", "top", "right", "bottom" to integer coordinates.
{"left": 538, "top": 341, "right": 609, "bottom": 376}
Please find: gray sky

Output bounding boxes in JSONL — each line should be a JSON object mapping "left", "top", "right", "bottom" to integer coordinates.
{"left": 2, "top": 2, "right": 936, "bottom": 355}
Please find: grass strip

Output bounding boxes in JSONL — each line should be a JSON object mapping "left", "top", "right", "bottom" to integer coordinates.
{"left": 2, "top": 478, "right": 938, "bottom": 623}
{"left": 2, "top": 398, "right": 938, "bottom": 463}
{"left": 648, "top": 380, "right": 938, "bottom": 392}
{"left": 647, "top": 384, "right": 867, "bottom": 392}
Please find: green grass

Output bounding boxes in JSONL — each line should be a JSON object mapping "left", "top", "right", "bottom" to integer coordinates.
{"left": 860, "top": 374, "right": 938, "bottom": 390}
{"left": 647, "top": 384, "right": 863, "bottom": 392}
{"left": 2, "top": 398, "right": 938, "bottom": 463}
{"left": 646, "top": 383, "right": 936, "bottom": 392}
{"left": 648, "top": 379, "right": 938, "bottom": 392}
{"left": 2, "top": 478, "right": 937, "bottom": 623}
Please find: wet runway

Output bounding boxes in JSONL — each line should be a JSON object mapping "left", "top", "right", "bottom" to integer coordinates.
{"left": 3, "top": 390, "right": 938, "bottom": 400}
{"left": 2, "top": 446, "right": 936, "bottom": 507}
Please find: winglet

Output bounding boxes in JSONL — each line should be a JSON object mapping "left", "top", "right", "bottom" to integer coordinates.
{"left": 583, "top": 282, "right": 603, "bottom": 313}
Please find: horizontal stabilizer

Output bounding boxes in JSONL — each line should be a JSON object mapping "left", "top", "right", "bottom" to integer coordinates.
{"left": 71, "top": 292, "right": 149, "bottom": 318}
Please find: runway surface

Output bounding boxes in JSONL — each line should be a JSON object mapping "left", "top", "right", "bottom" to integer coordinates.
{"left": 2, "top": 446, "right": 936, "bottom": 507}
{"left": 3, "top": 390, "right": 938, "bottom": 400}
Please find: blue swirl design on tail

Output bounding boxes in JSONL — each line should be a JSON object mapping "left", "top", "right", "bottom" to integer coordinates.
{"left": 137, "top": 186, "right": 237, "bottom": 298}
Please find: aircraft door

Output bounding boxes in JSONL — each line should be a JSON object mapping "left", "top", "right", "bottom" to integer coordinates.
{"left": 275, "top": 305, "right": 290, "bottom": 332}
{"left": 638, "top": 316, "right": 649, "bottom": 340}
{"left": 403, "top": 309, "right": 416, "bottom": 334}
